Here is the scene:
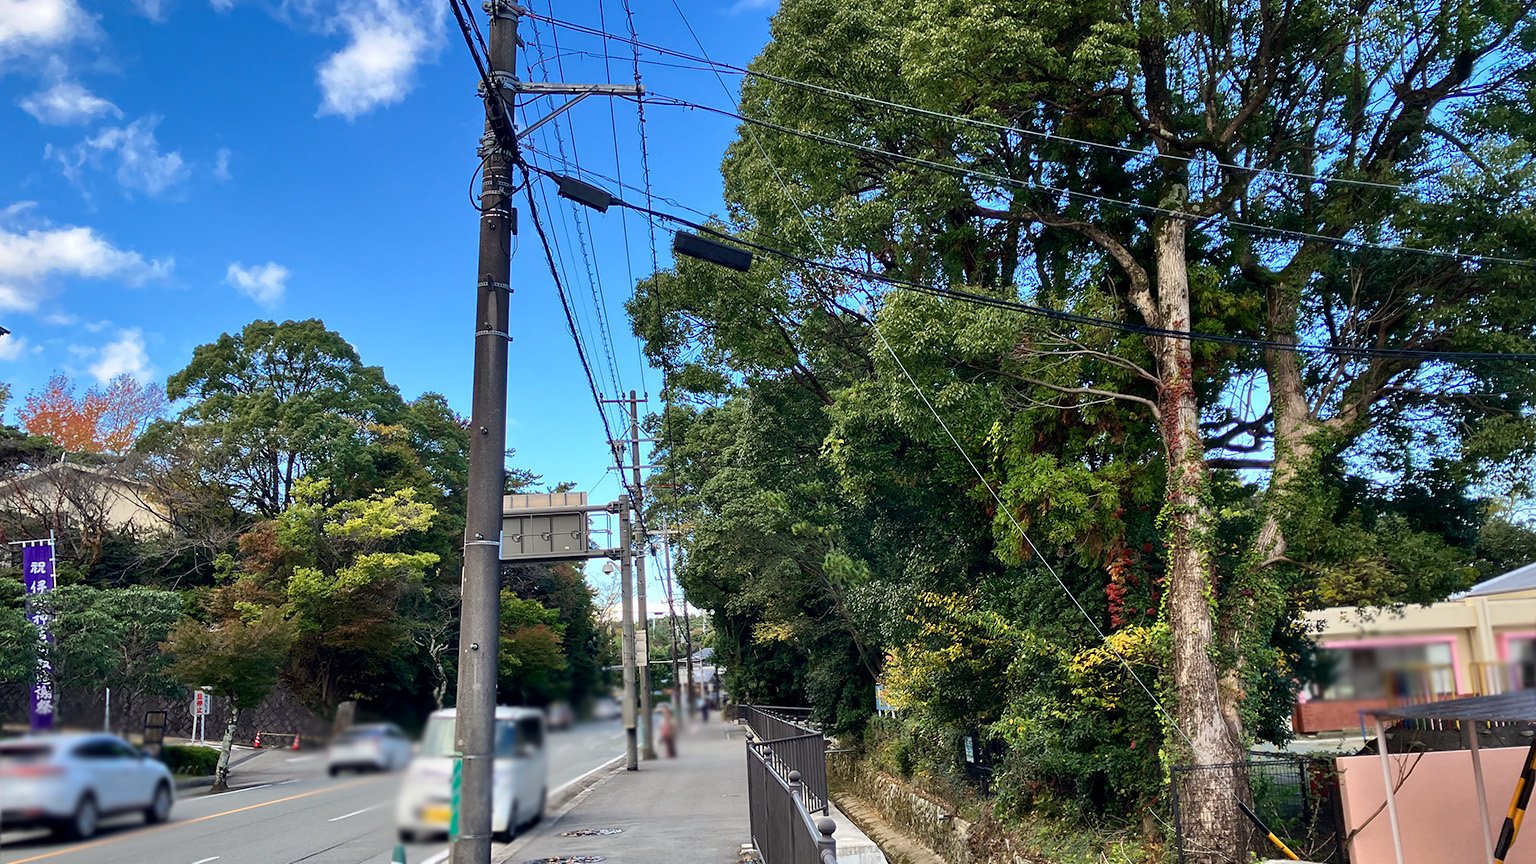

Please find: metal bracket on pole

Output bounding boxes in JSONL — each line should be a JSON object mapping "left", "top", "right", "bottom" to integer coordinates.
{"left": 517, "top": 92, "right": 593, "bottom": 141}
{"left": 475, "top": 329, "right": 512, "bottom": 341}
{"left": 482, "top": 0, "right": 523, "bottom": 19}
{"left": 478, "top": 278, "right": 511, "bottom": 293}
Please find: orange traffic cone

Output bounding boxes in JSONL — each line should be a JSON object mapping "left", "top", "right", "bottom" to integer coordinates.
{"left": 253, "top": 732, "right": 262, "bottom": 748}
{"left": 290, "top": 734, "right": 301, "bottom": 751}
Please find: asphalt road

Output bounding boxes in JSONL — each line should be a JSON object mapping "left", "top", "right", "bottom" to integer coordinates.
{"left": 0, "top": 718, "right": 626, "bottom": 864}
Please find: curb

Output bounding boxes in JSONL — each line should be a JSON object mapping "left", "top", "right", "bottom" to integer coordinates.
{"left": 175, "top": 776, "right": 215, "bottom": 791}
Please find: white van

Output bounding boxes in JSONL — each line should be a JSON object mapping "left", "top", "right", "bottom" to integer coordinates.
{"left": 394, "top": 706, "right": 548, "bottom": 843}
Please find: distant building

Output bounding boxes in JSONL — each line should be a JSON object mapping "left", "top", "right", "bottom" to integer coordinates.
{"left": 0, "top": 459, "right": 169, "bottom": 538}
{"left": 1295, "top": 563, "right": 1536, "bottom": 734}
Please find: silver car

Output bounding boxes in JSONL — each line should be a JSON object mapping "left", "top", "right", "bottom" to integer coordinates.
{"left": 0, "top": 733, "right": 174, "bottom": 840}
{"left": 326, "top": 723, "right": 413, "bottom": 776}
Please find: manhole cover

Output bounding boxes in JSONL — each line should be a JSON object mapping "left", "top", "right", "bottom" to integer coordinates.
{"left": 560, "top": 828, "right": 624, "bottom": 837}
{"left": 522, "top": 858, "right": 607, "bottom": 864}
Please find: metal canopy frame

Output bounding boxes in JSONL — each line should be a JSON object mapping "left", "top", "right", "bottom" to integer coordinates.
{"left": 1367, "top": 691, "right": 1536, "bottom": 864}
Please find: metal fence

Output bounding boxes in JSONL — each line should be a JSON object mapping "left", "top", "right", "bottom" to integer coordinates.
{"left": 1170, "top": 756, "right": 1346, "bottom": 863}
{"left": 740, "top": 705, "right": 828, "bottom": 815}
{"left": 747, "top": 741, "right": 838, "bottom": 864}
{"left": 741, "top": 705, "right": 817, "bottom": 741}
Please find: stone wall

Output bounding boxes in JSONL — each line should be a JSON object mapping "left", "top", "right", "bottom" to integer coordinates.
{"left": 828, "top": 752, "right": 1053, "bottom": 864}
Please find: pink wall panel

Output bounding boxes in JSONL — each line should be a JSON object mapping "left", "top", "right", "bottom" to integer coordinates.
{"left": 1337, "top": 745, "right": 1536, "bottom": 864}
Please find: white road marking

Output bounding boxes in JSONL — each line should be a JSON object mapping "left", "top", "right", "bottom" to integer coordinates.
{"left": 327, "top": 803, "right": 386, "bottom": 822}
{"left": 285, "top": 754, "right": 320, "bottom": 763}
{"left": 191, "top": 857, "right": 221, "bottom": 864}
{"left": 420, "top": 850, "right": 450, "bottom": 864}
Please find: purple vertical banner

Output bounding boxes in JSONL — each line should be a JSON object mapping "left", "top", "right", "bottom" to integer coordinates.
{"left": 22, "top": 541, "right": 56, "bottom": 732}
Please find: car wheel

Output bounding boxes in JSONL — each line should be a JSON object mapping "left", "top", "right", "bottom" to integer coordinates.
{"left": 145, "top": 783, "right": 173, "bottom": 824}
{"left": 398, "top": 829, "right": 417, "bottom": 844}
{"left": 63, "top": 794, "right": 99, "bottom": 840}
{"left": 328, "top": 766, "right": 341, "bottom": 777}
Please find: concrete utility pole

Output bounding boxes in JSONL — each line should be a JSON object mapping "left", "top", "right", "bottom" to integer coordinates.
{"left": 450, "top": 0, "right": 517, "bottom": 860}
{"left": 617, "top": 499, "right": 639, "bottom": 770}
{"left": 624, "top": 391, "right": 657, "bottom": 760}
{"left": 665, "top": 535, "right": 697, "bottom": 718}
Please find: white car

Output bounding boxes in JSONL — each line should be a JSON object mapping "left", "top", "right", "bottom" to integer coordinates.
{"left": 326, "top": 723, "right": 413, "bottom": 776}
{"left": 0, "top": 733, "right": 174, "bottom": 840}
{"left": 394, "top": 707, "right": 547, "bottom": 843}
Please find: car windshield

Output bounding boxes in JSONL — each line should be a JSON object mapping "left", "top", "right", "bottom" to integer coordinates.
{"left": 420, "top": 717, "right": 517, "bottom": 758}
{"left": 0, "top": 743, "right": 53, "bottom": 766}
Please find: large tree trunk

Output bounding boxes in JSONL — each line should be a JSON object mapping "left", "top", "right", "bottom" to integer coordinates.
{"left": 213, "top": 703, "right": 239, "bottom": 792}
{"left": 1152, "top": 216, "right": 1248, "bottom": 864}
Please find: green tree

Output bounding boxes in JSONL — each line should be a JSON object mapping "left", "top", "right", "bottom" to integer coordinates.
{"left": 164, "top": 610, "right": 293, "bottom": 790}
{"left": 502, "top": 561, "right": 606, "bottom": 711}
{"left": 46, "top": 585, "right": 185, "bottom": 735}
{"left": 0, "top": 575, "right": 36, "bottom": 685}
{"left": 498, "top": 591, "right": 567, "bottom": 706}
{"left": 160, "top": 319, "right": 407, "bottom": 517}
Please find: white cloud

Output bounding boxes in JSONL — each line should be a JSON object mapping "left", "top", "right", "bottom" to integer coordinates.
{"left": 0, "top": 335, "right": 29, "bottom": 361}
{"left": 213, "top": 146, "right": 232, "bottom": 181}
{"left": 0, "top": 0, "right": 83, "bottom": 54}
{"left": 316, "top": 0, "right": 437, "bottom": 119}
{"left": 42, "top": 311, "right": 76, "bottom": 325}
{"left": 50, "top": 116, "right": 189, "bottom": 197}
{"left": 20, "top": 79, "right": 121, "bottom": 125}
{"left": 133, "top": 0, "right": 166, "bottom": 20}
{"left": 88, "top": 328, "right": 152, "bottom": 382}
{"left": 209, "top": 0, "right": 233, "bottom": 10}
{"left": 0, "top": 212, "right": 171, "bottom": 311}
{"left": 226, "top": 261, "right": 288, "bottom": 308}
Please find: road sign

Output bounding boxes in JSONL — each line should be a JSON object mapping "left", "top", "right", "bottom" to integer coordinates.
{"left": 636, "top": 629, "right": 649, "bottom": 667}
{"left": 192, "top": 690, "right": 210, "bottom": 716}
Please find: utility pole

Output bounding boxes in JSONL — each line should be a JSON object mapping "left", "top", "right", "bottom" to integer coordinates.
{"left": 664, "top": 534, "right": 697, "bottom": 718}
{"left": 626, "top": 391, "right": 657, "bottom": 760}
{"left": 617, "top": 498, "right": 639, "bottom": 770}
{"left": 451, "top": 1, "right": 516, "bottom": 862}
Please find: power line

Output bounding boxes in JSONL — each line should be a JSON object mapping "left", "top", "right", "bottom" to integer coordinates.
{"left": 526, "top": 11, "right": 1445, "bottom": 196}
{"left": 522, "top": 167, "right": 651, "bottom": 536}
{"left": 638, "top": 93, "right": 1535, "bottom": 271}
{"left": 522, "top": 161, "right": 1536, "bottom": 363}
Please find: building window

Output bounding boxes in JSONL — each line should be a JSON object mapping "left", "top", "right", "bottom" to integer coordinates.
{"left": 1318, "top": 642, "right": 1455, "bottom": 700}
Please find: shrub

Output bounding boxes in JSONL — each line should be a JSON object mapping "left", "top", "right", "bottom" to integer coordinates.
{"left": 160, "top": 744, "right": 220, "bottom": 777}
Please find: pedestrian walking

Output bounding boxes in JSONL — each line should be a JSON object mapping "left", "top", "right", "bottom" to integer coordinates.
{"left": 700, "top": 697, "right": 711, "bottom": 724}
{"left": 659, "top": 704, "right": 677, "bottom": 758}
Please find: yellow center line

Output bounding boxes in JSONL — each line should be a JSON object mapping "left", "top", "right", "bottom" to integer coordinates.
{"left": 6, "top": 776, "right": 387, "bottom": 864}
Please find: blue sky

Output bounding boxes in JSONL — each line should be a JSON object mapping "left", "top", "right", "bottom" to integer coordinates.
{"left": 0, "top": 0, "right": 779, "bottom": 599}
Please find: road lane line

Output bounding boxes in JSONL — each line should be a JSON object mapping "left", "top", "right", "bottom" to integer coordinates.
{"left": 326, "top": 803, "right": 385, "bottom": 822}
{"left": 6, "top": 776, "right": 386, "bottom": 864}
{"left": 419, "top": 850, "right": 449, "bottom": 864}
{"left": 191, "top": 857, "right": 220, "bottom": 864}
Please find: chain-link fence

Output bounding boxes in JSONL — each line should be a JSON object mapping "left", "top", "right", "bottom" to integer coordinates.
{"left": 1170, "top": 756, "right": 1346, "bottom": 863}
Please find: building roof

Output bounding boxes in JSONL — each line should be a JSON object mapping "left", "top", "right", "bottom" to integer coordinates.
{"left": 1372, "top": 690, "right": 1536, "bottom": 722}
{"left": 1461, "top": 561, "right": 1536, "bottom": 598}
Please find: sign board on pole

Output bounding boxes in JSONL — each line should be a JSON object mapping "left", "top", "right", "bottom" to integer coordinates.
{"left": 20, "top": 540, "right": 56, "bottom": 732}
{"left": 192, "top": 690, "right": 210, "bottom": 716}
{"left": 501, "top": 492, "right": 596, "bottom": 561}
{"left": 635, "top": 629, "right": 649, "bottom": 667}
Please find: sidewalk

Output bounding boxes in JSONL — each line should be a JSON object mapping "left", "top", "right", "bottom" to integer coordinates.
{"left": 495, "top": 717, "right": 752, "bottom": 864}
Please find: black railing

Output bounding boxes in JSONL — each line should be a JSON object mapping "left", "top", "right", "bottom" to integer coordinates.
{"left": 747, "top": 742, "right": 838, "bottom": 864}
{"left": 740, "top": 705, "right": 828, "bottom": 815}
{"left": 741, "top": 705, "right": 817, "bottom": 741}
